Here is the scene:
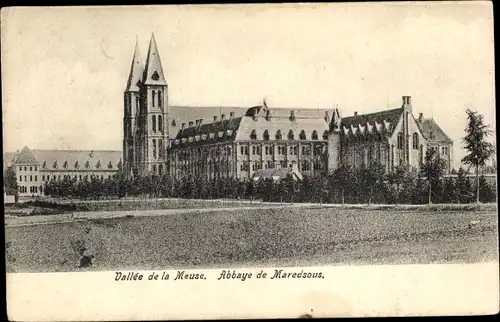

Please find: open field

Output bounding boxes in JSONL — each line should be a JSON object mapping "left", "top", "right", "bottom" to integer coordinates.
{"left": 5, "top": 206, "right": 498, "bottom": 272}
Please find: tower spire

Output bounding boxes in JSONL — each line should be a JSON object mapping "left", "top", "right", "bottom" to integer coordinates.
{"left": 125, "top": 38, "right": 144, "bottom": 92}
{"left": 142, "top": 33, "right": 167, "bottom": 86}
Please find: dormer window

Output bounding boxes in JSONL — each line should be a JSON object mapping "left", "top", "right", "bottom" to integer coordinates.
{"left": 108, "top": 161, "right": 113, "bottom": 169}
{"left": 152, "top": 71, "right": 160, "bottom": 81}
{"left": 289, "top": 111, "right": 296, "bottom": 121}
{"left": 299, "top": 130, "right": 306, "bottom": 140}
{"left": 288, "top": 130, "right": 294, "bottom": 140}
{"left": 250, "top": 129, "right": 257, "bottom": 140}
{"left": 74, "top": 161, "right": 79, "bottom": 169}
{"left": 85, "top": 161, "right": 90, "bottom": 169}
{"left": 323, "top": 131, "right": 329, "bottom": 140}
{"left": 275, "top": 130, "right": 282, "bottom": 140}
{"left": 96, "top": 161, "right": 101, "bottom": 169}
{"left": 263, "top": 130, "right": 270, "bottom": 141}
{"left": 53, "top": 161, "right": 58, "bottom": 169}
{"left": 172, "top": 119, "right": 177, "bottom": 126}
{"left": 63, "top": 161, "right": 68, "bottom": 169}
{"left": 312, "top": 130, "right": 318, "bottom": 140}
{"left": 42, "top": 161, "right": 47, "bottom": 169}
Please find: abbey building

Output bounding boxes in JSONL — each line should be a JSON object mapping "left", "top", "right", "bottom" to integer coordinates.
{"left": 0, "top": 34, "right": 455, "bottom": 198}
{"left": 112, "top": 34, "right": 454, "bottom": 181}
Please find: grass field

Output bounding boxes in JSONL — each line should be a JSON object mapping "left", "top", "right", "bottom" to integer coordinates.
{"left": 5, "top": 206, "right": 498, "bottom": 272}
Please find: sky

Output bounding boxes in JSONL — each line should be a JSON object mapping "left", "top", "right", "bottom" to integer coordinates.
{"left": 1, "top": 3, "right": 495, "bottom": 170}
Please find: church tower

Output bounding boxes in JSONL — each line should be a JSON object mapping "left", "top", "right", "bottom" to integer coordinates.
{"left": 123, "top": 34, "right": 169, "bottom": 178}
{"left": 123, "top": 39, "right": 143, "bottom": 178}
{"left": 137, "top": 33, "right": 169, "bottom": 177}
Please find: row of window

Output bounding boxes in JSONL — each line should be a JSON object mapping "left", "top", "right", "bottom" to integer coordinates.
{"left": 238, "top": 160, "right": 323, "bottom": 172}
{"left": 18, "top": 186, "right": 40, "bottom": 194}
{"left": 19, "top": 175, "right": 37, "bottom": 182}
{"left": 397, "top": 132, "right": 420, "bottom": 150}
{"left": 151, "top": 139, "right": 164, "bottom": 159}
{"left": 18, "top": 166, "right": 37, "bottom": 172}
{"left": 250, "top": 129, "right": 328, "bottom": 141}
{"left": 40, "top": 160, "right": 117, "bottom": 170}
{"left": 150, "top": 164, "right": 165, "bottom": 176}
{"left": 151, "top": 90, "right": 163, "bottom": 108}
{"left": 151, "top": 115, "right": 164, "bottom": 133}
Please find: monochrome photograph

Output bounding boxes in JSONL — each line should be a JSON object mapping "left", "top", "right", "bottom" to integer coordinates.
{"left": 2, "top": 2, "right": 498, "bottom": 319}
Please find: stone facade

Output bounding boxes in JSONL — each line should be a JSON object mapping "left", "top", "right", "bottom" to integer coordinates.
{"left": 6, "top": 146, "right": 121, "bottom": 197}
{"left": 124, "top": 36, "right": 453, "bottom": 180}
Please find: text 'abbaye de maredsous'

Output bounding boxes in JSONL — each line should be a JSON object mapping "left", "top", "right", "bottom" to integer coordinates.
{"left": 114, "top": 269, "right": 325, "bottom": 282}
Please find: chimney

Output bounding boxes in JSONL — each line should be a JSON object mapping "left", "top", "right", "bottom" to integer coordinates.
{"left": 213, "top": 115, "right": 218, "bottom": 122}
{"left": 221, "top": 114, "right": 226, "bottom": 120}
{"left": 402, "top": 95, "right": 412, "bottom": 106}
{"left": 189, "top": 121, "right": 194, "bottom": 127}
{"left": 418, "top": 113, "right": 423, "bottom": 122}
{"left": 181, "top": 122, "right": 186, "bottom": 129}
{"left": 230, "top": 112, "right": 235, "bottom": 118}
{"left": 354, "top": 111, "right": 358, "bottom": 116}
{"left": 198, "top": 119, "right": 203, "bottom": 126}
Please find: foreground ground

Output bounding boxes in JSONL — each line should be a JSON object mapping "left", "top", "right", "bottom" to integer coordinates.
{"left": 5, "top": 206, "right": 498, "bottom": 272}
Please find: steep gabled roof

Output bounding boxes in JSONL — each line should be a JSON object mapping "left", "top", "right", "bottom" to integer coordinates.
{"left": 171, "top": 117, "right": 243, "bottom": 148}
{"left": 13, "top": 146, "right": 39, "bottom": 165}
{"left": 417, "top": 118, "right": 452, "bottom": 144}
{"left": 125, "top": 40, "right": 144, "bottom": 92}
{"left": 26, "top": 150, "right": 122, "bottom": 170}
{"left": 167, "top": 105, "right": 331, "bottom": 139}
{"left": 142, "top": 33, "right": 167, "bottom": 86}
{"left": 340, "top": 107, "right": 403, "bottom": 137}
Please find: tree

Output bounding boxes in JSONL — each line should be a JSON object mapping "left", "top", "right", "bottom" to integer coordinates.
{"left": 387, "top": 164, "right": 409, "bottom": 205}
{"left": 330, "top": 164, "right": 354, "bottom": 205}
{"left": 462, "top": 108, "right": 495, "bottom": 204}
{"left": 3, "top": 166, "right": 18, "bottom": 198}
{"left": 358, "top": 162, "right": 385, "bottom": 205}
{"left": 421, "top": 147, "right": 446, "bottom": 204}
{"left": 456, "top": 167, "right": 473, "bottom": 203}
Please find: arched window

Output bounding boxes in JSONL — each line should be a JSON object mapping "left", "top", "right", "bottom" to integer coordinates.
{"left": 152, "top": 139, "right": 157, "bottom": 159}
{"left": 159, "top": 164, "right": 163, "bottom": 175}
{"left": 275, "top": 130, "right": 282, "bottom": 140}
{"left": 263, "top": 130, "right": 269, "bottom": 140}
{"left": 250, "top": 129, "right": 257, "bottom": 140}
{"left": 152, "top": 164, "right": 157, "bottom": 175}
{"left": 397, "top": 132, "right": 403, "bottom": 149}
{"left": 158, "top": 90, "right": 162, "bottom": 107}
{"left": 152, "top": 115, "right": 157, "bottom": 133}
{"left": 158, "top": 139, "right": 163, "bottom": 158}
{"left": 63, "top": 161, "right": 68, "bottom": 169}
{"left": 288, "top": 130, "right": 294, "bottom": 140}
{"left": 299, "top": 130, "right": 306, "bottom": 140}
{"left": 312, "top": 130, "right": 318, "bottom": 140}
{"left": 158, "top": 115, "right": 163, "bottom": 133}
{"left": 412, "top": 132, "right": 419, "bottom": 150}
{"left": 152, "top": 90, "right": 156, "bottom": 107}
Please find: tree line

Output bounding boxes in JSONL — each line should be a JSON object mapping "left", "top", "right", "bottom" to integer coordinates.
{"left": 41, "top": 155, "right": 496, "bottom": 204}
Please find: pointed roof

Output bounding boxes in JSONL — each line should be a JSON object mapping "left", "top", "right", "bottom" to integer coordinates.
{"left": 142, "top": 33, "right": 167, "bottom": 86}
{"left": 417, "top": 118, "right": 452, "bottom": 144}
{"left": 13, "top": 146, "right": 39, "bottom": 165}
{"left": 340, "top": 107, "right": 403, "bottom": 136}
{"left": 125, "top": 39, "right": 144, "bottom": 92}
